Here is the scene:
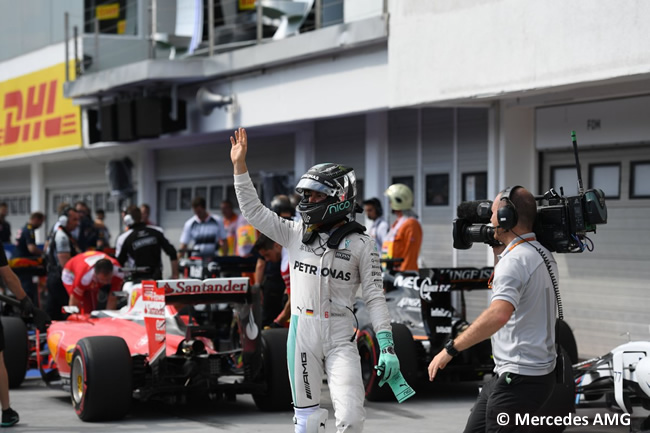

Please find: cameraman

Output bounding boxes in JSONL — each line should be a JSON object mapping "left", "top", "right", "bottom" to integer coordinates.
{"left": 428, "top": 186, "right": 557, "bottom": 433}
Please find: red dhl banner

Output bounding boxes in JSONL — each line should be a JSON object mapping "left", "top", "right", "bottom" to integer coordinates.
{"left": 0, "top": 62, "right": 81, "bottom": 158}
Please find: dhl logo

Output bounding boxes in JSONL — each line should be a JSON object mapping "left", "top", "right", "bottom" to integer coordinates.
{"left": 0, "top": 62, "right": 81, "bottom": 158}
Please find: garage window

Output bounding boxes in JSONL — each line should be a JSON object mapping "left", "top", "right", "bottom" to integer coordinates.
{"left": 462, "top": 172, "right": 487, "bottom": 201}
{"left": 195, "top": 186, "right": 207, "bottom": 202}
{"left": 630, "top": 161, "right": 650, "bottom": 199}
{"left": 425, "top": 173, "right": 449, "bottom": 206}
{"left": 210, "top": 186, "right": 224, "bottom": 209}
{"left": 166, "top": 188, "right": 178, "bottom": 211}
{"left": 180, "top": 188, "right": 192, "bottom": 210}
{"left": 589, "top": 163, "right": 620, "bottom": 200}
{"left": 551, "top": 166, "right": 578, "bottom": 196}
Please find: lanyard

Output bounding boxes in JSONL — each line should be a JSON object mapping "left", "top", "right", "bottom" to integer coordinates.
{"left": 487, "top": 237, "right": 536, "bottom": 289}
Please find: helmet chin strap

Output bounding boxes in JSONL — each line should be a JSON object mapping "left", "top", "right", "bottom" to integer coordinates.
{"left": 301, "top": 219, "right": 346, "bottom": 245}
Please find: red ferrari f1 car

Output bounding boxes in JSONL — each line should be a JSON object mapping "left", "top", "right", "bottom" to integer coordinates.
{"left": 10, "top": 276, "right": 291, "bottom": 421}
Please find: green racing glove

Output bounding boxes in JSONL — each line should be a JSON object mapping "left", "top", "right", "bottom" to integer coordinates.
{"left": 374, "top": 330, "right": 400, "bottom": 387}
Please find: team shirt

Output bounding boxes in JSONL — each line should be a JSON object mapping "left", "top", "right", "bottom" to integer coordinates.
{"left": 61, "top": 251, "right": 123, "bottom": 314}
{"left": 179, "top": 214, "right": 226, "bottom": 259}
{"left": 15, "top": 223, "right": 38, "bottom": 257}
{"left": 490, "top": 233, "right": 557, "bottom": 376}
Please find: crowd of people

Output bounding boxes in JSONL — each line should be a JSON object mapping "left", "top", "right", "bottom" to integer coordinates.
{"left": 0, "top": 131, "right": 559, "bottom": 433}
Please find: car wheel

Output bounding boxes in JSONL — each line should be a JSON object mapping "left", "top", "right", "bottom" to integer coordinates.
{"left": 358, "top": 323, "right": 419, "bottom": 401}
{"left": 532, "top": 346, "right": 575, "bottom": 433}
{"left": 556, "top": 320, "right": 579, "bottom": 365}
{"left": 253, "top": 328, "right": 292, "bottom": 411}
{"left": 1, "top": 317, "right": 28, "bottom": 389}
{"left": 71, "top": 336, "right": 132, "bottom": 421}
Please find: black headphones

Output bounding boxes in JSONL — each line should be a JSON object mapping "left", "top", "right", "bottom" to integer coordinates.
{"left": 497, "top": 185, "right": 522, "bottom": 231}
{"left": 363, "top": 198, "right": 383, "bottom": 218}
{"left": 58, "top": 206, "right": 74, "bottom": 226}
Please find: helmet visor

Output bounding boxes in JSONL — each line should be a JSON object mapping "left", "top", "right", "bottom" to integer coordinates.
{"left": 295, "top": 177, "right": 338, "bottom": 197}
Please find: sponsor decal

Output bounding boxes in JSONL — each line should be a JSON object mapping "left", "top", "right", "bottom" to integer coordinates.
{"left": 0, "top": 62, "right": 81, "bottom": 157}
{"left": 327, "top": 200, "right": 351, "bottom": 214}
{"left": 160, "top": 278, "right": 248, "bottom": 295}
{"left": 302, "top": 173, "right": 320, "bottom": 182}
{"left": 430, "top": 308, "right": 452, "bottom": 318}
{"left": 335, "top": 251, "right": 351, "bottom": 261}
{"left": 397, "top": 298, "right": 421, "bottom": 309}
{"left": 345, "top": 239, "right": 351, "bottom": 249}
{"left": 300, "top": 244, "right": 314, "bottom": 253}
{"left": 96, "top": 3, "right": 120, "bottom": 20}
{"left": 143, "top": 281, "right": 166, "bottom": 362}
{"left": 245, "top": 308, "right": 259, "bottom": 340}
{"left": 293, "top": 261, "right": 351, "bottom": 281}
{"left": 435, "top": 326, "right": 452, "bottom": 334}
{"left": 301, "top": 352, "right": 312, "bottom": 399}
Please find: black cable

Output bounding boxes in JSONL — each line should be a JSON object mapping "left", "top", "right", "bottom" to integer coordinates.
{"left": 345, "top": 305, "right": 359, "bottom": 342}
{"left": 512, "top": 232, "right": 563, "bottom": 321}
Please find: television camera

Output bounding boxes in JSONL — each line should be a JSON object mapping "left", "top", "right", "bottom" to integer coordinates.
{"left": 453, "top": 132, "right": 608, "bottom": 253}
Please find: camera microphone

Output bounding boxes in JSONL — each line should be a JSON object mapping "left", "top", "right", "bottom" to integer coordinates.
{"left": 457, "top": 200, "right": 493, "bottom": 223}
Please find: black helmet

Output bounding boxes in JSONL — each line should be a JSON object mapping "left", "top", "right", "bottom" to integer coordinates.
{"left": 295, "top": 163, "right": 357, "bottom": 226}
{"left": 270, "top": 194, "right": 294, "bottom": 216}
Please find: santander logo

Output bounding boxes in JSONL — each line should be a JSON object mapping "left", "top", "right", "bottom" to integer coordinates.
{"left": 159, "top": 278, "right": 249, "bottom": 296}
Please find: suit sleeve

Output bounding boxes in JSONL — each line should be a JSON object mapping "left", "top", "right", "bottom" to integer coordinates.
{"left": 233, "top": 172, "right": 299, "bottom": 248}
{"left": 116, "top": 233, "right": 129, "bottom": 266}
{"left": 158, "top": 230, "right": 178, "bottom": 259}
{"left": 358, "top": 237, "right": 391, "bottom": 333}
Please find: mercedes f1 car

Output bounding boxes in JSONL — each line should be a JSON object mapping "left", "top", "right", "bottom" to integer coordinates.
{"left": 574, "top": 340, "right": 650, "bottom": 418}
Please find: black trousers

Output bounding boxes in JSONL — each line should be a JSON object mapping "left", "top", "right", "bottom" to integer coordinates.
{"left": 46, "top": 273, "right": 69, "bottom": 321}
{"left": 464, "top": 371, "right": 555, "bottom": 433}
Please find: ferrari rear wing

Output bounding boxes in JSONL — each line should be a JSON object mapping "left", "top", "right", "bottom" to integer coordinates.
{"left": 155, "top": 277, "right": 250, "bottom": 305}
{"left": 141, "top": 277, "right": 251, "bottom": 364}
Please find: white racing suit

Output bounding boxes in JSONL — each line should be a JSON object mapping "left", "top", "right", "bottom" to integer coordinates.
{"left": 235, "top": 172, "right": 391, "bottom": 433}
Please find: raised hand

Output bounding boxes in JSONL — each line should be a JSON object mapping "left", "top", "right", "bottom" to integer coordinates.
{"left": 230, "top": 127, "right": 248, "bottom": 175}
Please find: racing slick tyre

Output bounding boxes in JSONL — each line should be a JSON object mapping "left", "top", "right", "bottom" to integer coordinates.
{"left": 530, "top": 346, "right": 576, "bottom": 433}
{"left": 71, "top": 336, "right": 132, "bottom": 421}
{"left": 556, "top": 319, "right": 579, "bottom": 365}
{"left": 253, "top": 328, "right": 292, "bottom": 411}
{"left": 358, "top": 323, "right": 419, "bottom": 401}
{"left": 1, "top": 317, "right": 28, "bottom": 389}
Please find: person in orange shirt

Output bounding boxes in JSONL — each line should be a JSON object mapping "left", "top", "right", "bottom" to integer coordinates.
{"left": 382, "top": 183, "right": 423, "bottom": 272}
{"left": 61, "top": 251, "right": 123, "bottom": 314}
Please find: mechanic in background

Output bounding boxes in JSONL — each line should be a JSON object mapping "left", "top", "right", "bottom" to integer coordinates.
{"left": 382, "top": 184, "right": 422, "bottom": 272}
{"left": 232, "top": 127, "right": 399, "bottom": 433}
{"left": 45, "top": 206, "right": 80, "bottom": 320}
{"left": 179, "top": 197, "right": 227, "bottom": 260}
{"left": 362, "top": 198, "right": 389, "bottom": 250}
{"left": 0, "top": 203, "right": 11, "bottom": 245}
{"left": 0, "top": 245, "right": 34, "bottom": 427}
{"left": 62, "top": 251, "right": 123, "bottom": 314}
{"left": 13, "top": 212, "right": 45, "bottom": 304}
{"left": 427, "top": 186, "right": 557, "bottom": 433}
{"left": 116, "top": 206, "right": 179, "bottom": 281}
{"left": 253, "top": 233, "right": 291, "bottom": 328}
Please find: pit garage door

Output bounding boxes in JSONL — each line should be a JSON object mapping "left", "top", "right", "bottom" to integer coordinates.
{"left": 541, "top": 144, "right": 650, "bottom": 357}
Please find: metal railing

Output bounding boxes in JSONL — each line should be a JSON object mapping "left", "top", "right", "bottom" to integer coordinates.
{"left": 65, "top": 0, "right": 386, "bottom": 80}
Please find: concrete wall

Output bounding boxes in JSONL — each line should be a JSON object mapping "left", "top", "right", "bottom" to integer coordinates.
{"left": 388, "top": 0, "right": 650, "bottom": 107}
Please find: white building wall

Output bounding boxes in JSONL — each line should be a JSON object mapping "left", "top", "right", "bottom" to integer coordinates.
{"left": 388, "top": 0, "right": 650, "bottom": 107}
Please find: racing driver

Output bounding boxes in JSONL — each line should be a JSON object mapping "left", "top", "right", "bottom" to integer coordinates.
{"left": 231, "top": 127, "right": 399, "bottom": 433}
{"left": 61, "top": 251, "right": 123, "bottom": 314}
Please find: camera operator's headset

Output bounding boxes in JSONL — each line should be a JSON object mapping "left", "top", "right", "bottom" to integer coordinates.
{"left": 58, "top": 206, "right": 75, "bottom": 227}
{"left": 497, "top": 185, "right": 523, "bottom": 231}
